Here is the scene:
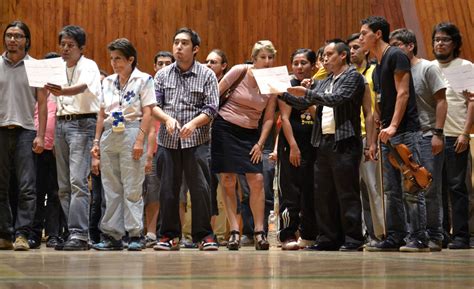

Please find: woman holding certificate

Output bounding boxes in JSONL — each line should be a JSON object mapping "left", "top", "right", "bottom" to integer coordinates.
{"left": 211, "top": 40, "right": 278, "bottom": 250}
{"left": 91, "top": 38, "right": 156, "bottom": 251}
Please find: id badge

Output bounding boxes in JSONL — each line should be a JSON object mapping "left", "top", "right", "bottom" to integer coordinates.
{"left": 112, "top": 111, "right": 125, "bottom": 133}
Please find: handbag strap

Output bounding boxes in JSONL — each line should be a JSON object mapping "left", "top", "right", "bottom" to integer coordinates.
{"left": 220, "top": 66, "right": 248, "bottom": 97}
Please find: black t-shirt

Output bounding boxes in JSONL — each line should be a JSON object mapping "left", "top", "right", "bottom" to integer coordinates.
{"left": 374, "top": 46, "right": 419, "bottom": 132}
{"left": 278, "top": 78, "right": 315, "bottom": 155}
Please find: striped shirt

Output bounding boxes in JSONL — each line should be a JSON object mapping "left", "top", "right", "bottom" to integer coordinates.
{"left": 281, "top": 66, "right": 365, "bottom": 147}
{"left": 154, "top": 61, "right": 219, "bottom": 149}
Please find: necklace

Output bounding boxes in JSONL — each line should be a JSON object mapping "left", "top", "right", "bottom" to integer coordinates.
{"left": 379, "top": 45, "right": 390, "bottom": 63}
{"left": 66, "top": 65, "right": 76, "bottom": 86}
{"left": 115, "top": 74, "right": 132, "bottom": 107}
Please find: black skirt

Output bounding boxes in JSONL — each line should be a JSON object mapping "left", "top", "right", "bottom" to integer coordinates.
{"left": 211, "top": 115, "right": 262, "bottom": 174}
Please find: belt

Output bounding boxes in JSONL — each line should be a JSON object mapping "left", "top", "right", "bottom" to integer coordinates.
{"left": 57, "top": 113, "right": 97, "bottom": 121}
{"left": 0, "top": 125, "right": 20, "bottom": 130}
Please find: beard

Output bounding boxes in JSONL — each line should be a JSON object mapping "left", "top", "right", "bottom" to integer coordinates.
{"left": 433, "top": 51, "right": 451, "bottom": 61}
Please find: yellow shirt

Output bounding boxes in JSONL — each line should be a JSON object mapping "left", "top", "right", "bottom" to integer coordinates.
{"left": 357, "top": 64, "right": 376, "bottom": 136}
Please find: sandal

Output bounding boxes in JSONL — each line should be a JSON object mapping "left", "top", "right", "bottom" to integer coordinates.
{"left": 254, "top": 231, "right": 269, "bottom": 250}
{"left": 227, "top": 230, "right": 240, "bottom": 251}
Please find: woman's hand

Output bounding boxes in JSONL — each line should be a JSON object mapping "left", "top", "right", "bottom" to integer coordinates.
{"left": 249, "top": 143, "right": 263, "bottom": 164}
{"left": 133, "top": 139, "right": 144, "bottom": 160}
{"left": 289, "top": 144, "right": 301, "bottom": 167}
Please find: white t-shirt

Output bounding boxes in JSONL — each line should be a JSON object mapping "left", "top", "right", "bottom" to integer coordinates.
{"left": 432, "top": 58, "right": 473, "bottom": 137}
{"left": 101, "top": 68, "right": 156, "bottom": 124}
{"left": 56, "top": 55, "right": 102, "bottom": 116}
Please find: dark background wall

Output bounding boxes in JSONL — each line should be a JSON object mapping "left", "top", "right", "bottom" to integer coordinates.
{"left": 1, "top": 0, "right": 472, "bottom": 75}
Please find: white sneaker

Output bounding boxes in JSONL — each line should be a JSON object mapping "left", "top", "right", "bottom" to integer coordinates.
{"left": 281, "top": 240, "right": 299, "bottom": 250}
{"left": 297, "top": 237, "right": 316, "bottom": 248}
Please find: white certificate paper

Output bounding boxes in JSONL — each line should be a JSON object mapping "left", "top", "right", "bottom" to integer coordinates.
{"left": 441, "top": 64, "right": 474, "bottom": 93}
{"left": 252, "top": 66, "right": 292, "bottom": 94}
{"left": 24, "top": 58, "right": 68, "bottom": 87}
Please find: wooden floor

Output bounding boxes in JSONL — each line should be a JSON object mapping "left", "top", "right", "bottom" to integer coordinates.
{"left": 0, "top": 247, "right": 473, "bottom": 289}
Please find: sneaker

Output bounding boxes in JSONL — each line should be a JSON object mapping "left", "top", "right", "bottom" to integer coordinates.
{"left": 399, "top": 240, "right": 430, "bottom": 252}
{"left": 63, "top": 239, "right": 90, "bottom": 251}
{"left": 127, "top": 237, "right": 142, "bottom": 251}
{"left": 180, "top": 238, "right": 198, "bottom": 249}
{"left": 448, "top": 239, "right": 470, "bottom": 250}
{"left": 143, "top": 235, "right": 157, "bottom": 248}
{"left": 46, "top": 236, "right": 62, "bottom": 248}
{"left": 365, "top": 239, "right": 402, "bottom": 252}
{"left": 0, "top": 238, "right": 13, "bottom": 250}
{"left": 13, "top": 236, "right": 30, "bottom": 251}
{"left": 28, "top": 238, "right": 41, "bottom": 249}
{"left": 240, "top": 235, "right": 254, "bottom": 246}
{"left": 296, "top": 237, "right": 316, "bottom": 249}
{"left": 199, "top": 235, "right": 218, "bottom": 251}
{"left": 153, "top": 237, "right": 180, "bottom": 251}
{"left": 92, "top": 235, "right": 123, "bottom": 251}
{"left": 281, "top": 239, "right": 299, "bottom": 250}
{"left": 428, "top": 240, "right": 442, "bottom": 252}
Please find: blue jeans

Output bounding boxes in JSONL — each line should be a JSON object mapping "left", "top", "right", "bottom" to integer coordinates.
{"left": 443, "top": 136, "right": 470, "bottom": 242}
{"left": 418, "top": 133, "right": 444, "bottom": 242}
{"left": 55, "top": 118, "right": 96, "bottom": 241}
{"left": 0, "top": 127, "right": 37, "bottom": 239}
{"left": 382, "top": 131, "right": 428, "bottom": 244}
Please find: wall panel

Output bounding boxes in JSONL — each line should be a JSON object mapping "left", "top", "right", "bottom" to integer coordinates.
{"left": 0, "top": 0, "right": 472, "bottom": 75}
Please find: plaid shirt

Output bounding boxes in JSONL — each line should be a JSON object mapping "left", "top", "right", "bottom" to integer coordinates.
{"left": 155, "top": 61, "right": 219, "bottom": 149}
{"left": 281, "top": 66, "right": 365, "bottom": 147}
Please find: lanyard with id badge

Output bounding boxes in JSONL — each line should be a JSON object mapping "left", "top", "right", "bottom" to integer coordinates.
{"left": 112, "top": 76, "right": 131, "bottom": 133}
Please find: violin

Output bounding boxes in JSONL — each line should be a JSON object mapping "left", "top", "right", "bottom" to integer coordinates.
{"left": 386, "top": 140, "right": 432, "bottom": 193}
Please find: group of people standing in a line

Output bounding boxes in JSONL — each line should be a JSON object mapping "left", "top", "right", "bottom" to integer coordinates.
{"left": 0, "top": 15, "right": 472, "bottom": 253}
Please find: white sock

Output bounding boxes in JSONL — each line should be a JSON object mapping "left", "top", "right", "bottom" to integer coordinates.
{"left": 146, "top": 232, "right": 156, "bottom": 240}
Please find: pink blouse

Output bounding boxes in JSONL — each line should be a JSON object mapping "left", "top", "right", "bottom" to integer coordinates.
{"left": 218, "top": 64, "right": 272, "bottom": 129}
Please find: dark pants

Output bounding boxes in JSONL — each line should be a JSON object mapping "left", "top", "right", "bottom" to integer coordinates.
{"left": 31, "top": 150, "right": 65, "bottom": 241}
{"left": 157, "top": 143, "right": 214, "bottom": 241}
{"left": 278, "top": 144, "right": 317, "bottom": 242}
{"left": 442, "top": 136, "right": 470, "bottom": 243}
{"left": 0, "top": 127, "right": 37, "bottom": 239}
{"left": 314, "top": 135, "right": 363, "bottom": 246}
{"left": 240, "top": 150, "right": 275, "bottom": 236}
{"left": 89, "top": 173, "right": 106, "bottom": 243}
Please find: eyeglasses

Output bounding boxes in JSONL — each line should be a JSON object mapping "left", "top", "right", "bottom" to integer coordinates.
{"left": 206, "top": 59, "right": 221, "bottom": 65}
{"left": 433, "top": 37, "right": 452, "bottom": 44}
{"left": 59, "top": 42, "right": 78, "bottom": 49}
{"left": 5, "top": 33, "right": 25, "bottom": 40}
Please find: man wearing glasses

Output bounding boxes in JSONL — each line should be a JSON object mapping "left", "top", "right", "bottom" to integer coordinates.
{"left": 431, "top": 22, "right": 474, "bottom": 250}
{"left": 44, "top": 25, "right": 102, "bottom": 251}
{"left": 0, "top": 21, "right": 47, "bottom": 251}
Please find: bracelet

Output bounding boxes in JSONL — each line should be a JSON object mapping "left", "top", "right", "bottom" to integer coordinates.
{"left": 462, "top": 133, "right": 471, "bottom": 140}
{"left": 257, "top": 142, "right": 263, "bottom": 149}
{"left": 139, "top": 127, "right": 146, "bottom": 135}
{"left": 93, "top": 139, "right": 100, "bottom": 145}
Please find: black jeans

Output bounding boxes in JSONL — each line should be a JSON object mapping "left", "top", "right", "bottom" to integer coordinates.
{"left": 0, "top": 127, "right": 37, "bottom": 239}
{"left": 31, "top": 150, "right": 65, "bottom": 241}
{"left": 314, "top": 135, "right": 363, "bottom": 246}
{"left": 156, "top": 143, "right": 214, "bottom": 241}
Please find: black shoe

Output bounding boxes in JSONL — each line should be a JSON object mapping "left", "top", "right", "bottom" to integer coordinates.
{"left": 92, "top": 235, "right": 123, "bottom": 251}
{"left": 28, "top": 238, "right": 41, "bottom": 249}
{"left": 304, "top": 243, "right": 339, "bottom": 251}
{"left": 339, "top": 242, "right": 363, "bottom": 251}
{"left": 365, "top": 239, "right": 403, "bottom": 252}
{"left": 448, "top": 239, "right": 470, "bottom": 250}
{"left": 46, "top": 236, "right": 62, "bottom": 248}
{"left": 63, "top": 239, "right": 90, "bottom": 251}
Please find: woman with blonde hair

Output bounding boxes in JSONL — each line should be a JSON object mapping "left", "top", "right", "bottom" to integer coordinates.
{"left": 211, "top": 40, "right": 278, "bottom": 250}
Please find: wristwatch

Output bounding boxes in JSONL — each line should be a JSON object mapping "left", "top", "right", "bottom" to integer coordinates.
{"left": 432, "top": 128, "right": 444, "bottom": 136}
